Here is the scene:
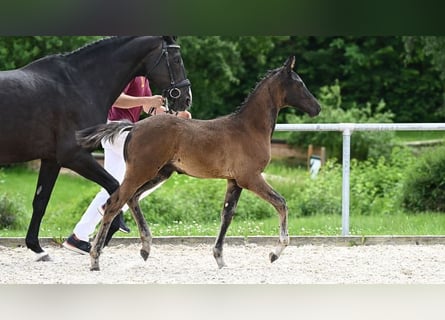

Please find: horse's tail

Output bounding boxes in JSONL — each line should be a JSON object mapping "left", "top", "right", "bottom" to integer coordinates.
{"left": 76, "top": 120, "right": 135, "bottom": 149}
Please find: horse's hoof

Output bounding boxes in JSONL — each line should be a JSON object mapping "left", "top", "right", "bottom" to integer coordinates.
{"left": 35, "top": 251, "right": 51, "bottom": 262}
{"left": 214, "top": 257, "right": 227, "bottom": 269}
{"left": 269, "top": 252, "right": 279, "bottom": 263}
{"left": 140, "top": 249, "right": 149, "bottom": 261}
{"left": 90, "top": 266, "right": 100, "bottom": 271}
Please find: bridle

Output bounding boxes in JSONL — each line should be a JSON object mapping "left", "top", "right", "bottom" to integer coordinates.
{"left": 146, "top": 39, "right": 191, "bottom": 112}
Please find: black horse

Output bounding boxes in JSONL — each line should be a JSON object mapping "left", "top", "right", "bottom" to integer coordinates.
{"left": 0, "top": 36, "right": 192, "bottom": 261}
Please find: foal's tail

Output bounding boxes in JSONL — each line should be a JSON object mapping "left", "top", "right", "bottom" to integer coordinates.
{"left": 76, "top": 120, "right": 135, "bottom": 149}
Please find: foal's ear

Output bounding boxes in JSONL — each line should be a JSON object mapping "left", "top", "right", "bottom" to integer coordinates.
{"left": 284, "top": 56, "right": 296, "bottom": 71}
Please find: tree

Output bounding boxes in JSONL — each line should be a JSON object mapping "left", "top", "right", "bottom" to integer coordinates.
{"left": 1, "top": 36, "right": 443, "bottom": 123}
{"left": 0, "top": 36, "right": 100, "bottom": 70}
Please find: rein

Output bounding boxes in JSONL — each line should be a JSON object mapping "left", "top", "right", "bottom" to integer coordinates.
{"left": 146, "top": 39, "right": 191, "bottom": 113}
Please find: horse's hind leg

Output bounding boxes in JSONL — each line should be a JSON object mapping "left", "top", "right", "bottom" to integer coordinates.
{"left": 242, "top": 175, "right": 289, "bottom": 263}
{"left": 25, "top": 159, "right": 61, "bottom": 261}
{"left": 213, "top": 179, "right": 243, "bottom": 268}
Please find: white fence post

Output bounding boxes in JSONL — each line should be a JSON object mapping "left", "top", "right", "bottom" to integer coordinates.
{"left": 341, "top": 126, "right": 352, "bottom": 236}
{"left": 274, "top": 123, "right": 445, "bottom": 237}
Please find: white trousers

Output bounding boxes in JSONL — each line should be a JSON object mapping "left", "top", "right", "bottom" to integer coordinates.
{"left": 73, "top": 125, "right": 162, "bottom": 241}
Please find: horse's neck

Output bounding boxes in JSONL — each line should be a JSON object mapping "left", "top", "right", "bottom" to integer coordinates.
{"left": 238, "top": 84, "right": 281, "bottom": 138}
{"left": 67, "top": 37, "right": 159, "bottom": 108}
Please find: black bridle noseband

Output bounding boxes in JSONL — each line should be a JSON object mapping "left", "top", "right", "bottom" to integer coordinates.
{"left": 147, "top": 40, "right": 191, "bottom": 111}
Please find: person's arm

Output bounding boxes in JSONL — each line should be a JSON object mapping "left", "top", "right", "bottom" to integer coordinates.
{"left": 113, "top": 93, "right": 165, "bottom": 115}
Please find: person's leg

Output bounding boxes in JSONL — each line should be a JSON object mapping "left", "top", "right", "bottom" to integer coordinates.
{"left": 73, "top": 132, "right": 128, "bottom": 238}
{"left": 64, "top": 130, "right": 129, "bottom": 253}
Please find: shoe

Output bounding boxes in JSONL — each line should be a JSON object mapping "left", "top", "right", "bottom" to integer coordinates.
{"left": 118, "top": 212, "right": 131, "bottom": 234}
{"left": 98, "top": 205, "right": 131, "bottom": 234}
{"left": 62, "top": 234, "right": 91, "bottom": 255}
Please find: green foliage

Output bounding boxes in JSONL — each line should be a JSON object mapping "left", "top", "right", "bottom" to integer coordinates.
{"left": 272, "top": 36, "right": 444, "bottom": 123}
{"left": 401, "top": 146, "right": 445, "bottom": 212}
{"left": 178, "top": 36, "right": 290, "bottom": 119}
{"left": 1, "top": 36, "right": 443, "bottom": 123}
{"left": 3, "top": 151, "right": 445, "bottom": 237}
{"left": 0, "top": 170, "right": 26, "bottom": 229}
{"left": 0, "top": 169, "right": 27, "bottom": 230}
{"left": 0, "top": 36, "right": 100, "bottom": 70}
{"left": 292, "top": 147, "right": 415, "bottom": 217}
{"left": 291, "top": 160, "right": 342, "bottom": 217}
{"left": 349, "top": 147, "right": 415, "bottom": 215}
{"left": 0, "top": 195, "right": 19, "bottom": 228}
{"left": 287, "top": 82, "right": 396, "bottom": 161}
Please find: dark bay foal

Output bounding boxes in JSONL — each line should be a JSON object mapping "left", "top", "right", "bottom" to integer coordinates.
{"left": 77, "top": 56, "right": 321, "bottom": 270}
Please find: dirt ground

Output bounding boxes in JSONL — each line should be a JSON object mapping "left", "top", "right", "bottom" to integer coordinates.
{"left": 1, "top": 242, "right": 445, "bottom": 284}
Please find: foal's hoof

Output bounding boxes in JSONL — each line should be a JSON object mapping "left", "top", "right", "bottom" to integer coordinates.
{"left": 269, "top": 252, "right": 279, "bottom": 263}
{"left": 216, "top": 260, "right": 227, "bottom": 269}
{"left": 90, "top": 266, "right": 100, "bottom": 272}
{"left": 140, "top": 249, "right": 149, "bottom": 261}
{"left": 35, "top": 251, "right": 51, "bottom": 262}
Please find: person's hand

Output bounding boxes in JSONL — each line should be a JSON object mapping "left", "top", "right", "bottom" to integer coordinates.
{"left": 143, "top": 95, "right": 166, "bottom": 115}
{"left": 176, "top": 111, "right": 192, "bottom": 119}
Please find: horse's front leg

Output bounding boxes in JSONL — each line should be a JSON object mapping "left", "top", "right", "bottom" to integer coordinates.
{"left": 25, "top": 159, "right": 61, "bottom": 261}
{"left": 213, "top": 179, "right": 243, "bottom": 268}
{"left": 244, "top": 175, "right": 289, "bottom": 263}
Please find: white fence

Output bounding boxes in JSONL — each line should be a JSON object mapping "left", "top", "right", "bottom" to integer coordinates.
{"left": 274, "top": 123, "right": 445, "bottom": 236}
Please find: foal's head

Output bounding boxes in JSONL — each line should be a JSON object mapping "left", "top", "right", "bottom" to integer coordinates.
{"left": 276, "top": 56, "right": 321, "bottom": 117}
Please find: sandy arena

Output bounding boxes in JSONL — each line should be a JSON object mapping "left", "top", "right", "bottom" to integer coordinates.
{"left": 1, "top": 242, "right": 445, "bottom": 284}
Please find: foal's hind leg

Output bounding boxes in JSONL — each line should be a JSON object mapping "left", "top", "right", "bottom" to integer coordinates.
{"left": 213, "top": 179, "right": 243, "bottom": 268}
{"left": 127, "top": 194, "right": 152, "bottom": 261}
{"left": 128, "top": 168, "right": 174, "bottom": 261}
{"left": 241, "top": 175, "right": 289, "bottom": 263}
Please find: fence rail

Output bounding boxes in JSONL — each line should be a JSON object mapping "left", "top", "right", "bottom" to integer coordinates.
{"left": 274, "top": 123, "right": 445, "bottom": 236}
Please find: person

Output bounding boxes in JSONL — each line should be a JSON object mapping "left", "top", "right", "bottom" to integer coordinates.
{"left": 63, "top": 76, "right": 191, "bottom": 254}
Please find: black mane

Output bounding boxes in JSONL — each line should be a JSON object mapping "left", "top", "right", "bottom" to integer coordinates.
{"left": 232, "top": 66, "right": 281, "bottom": 115}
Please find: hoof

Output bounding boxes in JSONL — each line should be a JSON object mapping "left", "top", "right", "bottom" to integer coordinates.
{"left": 35, "top": 251, "right": 51, "bottom": 262}
{"left": 90, "top": 266, "right": 100, "bottom": 271}
{"left": 140, "top": 249, "right": 149, "bottom": 261}
{"left": 214, "top": 256, "right": 227, "bottom": 269}
{"left": 269, "top": 252, "right": 279, "bottom": 263}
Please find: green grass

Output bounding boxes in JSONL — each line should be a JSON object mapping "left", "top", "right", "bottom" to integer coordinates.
{"left": 2, "top": 163, "right": 445, "bottom": 238}
{"left": 394, "top": 131, "right": 445, "bottom": 143}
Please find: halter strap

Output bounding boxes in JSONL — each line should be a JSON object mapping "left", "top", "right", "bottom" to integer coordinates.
{"left": 146, "top": 39, "right": 191, "bottom": 104}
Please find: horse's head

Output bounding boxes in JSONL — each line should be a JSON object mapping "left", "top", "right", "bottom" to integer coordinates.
{"left": 145, "top": 36, "right": 192, "bottom": 112}
{"left": 279, "top": 56, "right": 321, "bottom": 117}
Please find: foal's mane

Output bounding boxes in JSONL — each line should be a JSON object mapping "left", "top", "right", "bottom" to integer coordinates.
{"left": 233, "top": 66, "right": 281, "bottom": 115}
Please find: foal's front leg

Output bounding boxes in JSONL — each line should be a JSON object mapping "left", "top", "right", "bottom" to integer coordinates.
{"left": 213, "top": 179, "right": 243, "bottom": 268}
{"left": 90, "top": 206, "right": 121, "bottom": 271}
{"left": 244, "top": 175, "right": 289, "bottom": 263}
